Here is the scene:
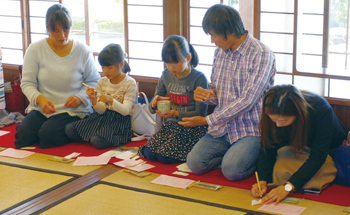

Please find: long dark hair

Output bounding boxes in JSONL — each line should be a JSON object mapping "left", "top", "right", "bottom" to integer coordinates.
{"left": 161, "top": 35, "right": 199, "bottom": 68}
{"left": 98, "top": 43, "right": 131, "bottom": 73}
{"left": 260, "top": 84, "right": 312, "bottom": 155}
{"left": 46, "top": 4, "right": 72, "bottom": 33}
{"left": 202, "top": 4, "right": 245, "bottom": 39}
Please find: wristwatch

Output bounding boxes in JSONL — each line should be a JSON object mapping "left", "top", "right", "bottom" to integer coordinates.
{"left": 284, "top": 183, "right": 293, "bottom": 192}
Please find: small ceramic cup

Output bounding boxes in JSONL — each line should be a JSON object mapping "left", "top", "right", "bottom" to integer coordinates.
{"left": 157, "top": 100, "right": 171, "bottom": 114}
{"left": 207, "top": 89, "right": 216, "bottom": 100}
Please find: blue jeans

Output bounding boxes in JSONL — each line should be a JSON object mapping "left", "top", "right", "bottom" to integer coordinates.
{"left": 186, "top": 133, "right": 260, "bottom": 181}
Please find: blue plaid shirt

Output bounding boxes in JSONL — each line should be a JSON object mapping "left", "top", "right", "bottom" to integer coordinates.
{"left": 204, "top": 32, "right": 276, "bottom": 144}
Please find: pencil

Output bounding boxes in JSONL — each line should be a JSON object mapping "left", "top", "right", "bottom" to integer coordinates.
{"left": 130, "top": 153, "right": 138, "bottom": 159}
{"left": 255, "top": 171, "right": 262, "bottom": 197}
{"left": 187, "top": 180, "right": 200, "bottom": 189}
{"left": 82, "top": 82, "right": 96, "bottom": 92}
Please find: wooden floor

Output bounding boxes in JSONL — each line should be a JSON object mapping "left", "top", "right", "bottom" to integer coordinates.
{"left": 0, "top": 152, "right": 346, "bottom": 215}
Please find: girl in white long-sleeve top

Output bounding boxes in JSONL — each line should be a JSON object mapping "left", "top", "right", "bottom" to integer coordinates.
{"left": 65, "top": 43, "right": 137, "bottom": 149}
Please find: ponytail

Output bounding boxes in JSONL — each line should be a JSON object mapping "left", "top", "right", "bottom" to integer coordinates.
{"left": 188, "top": 44, "right": 199, "bottom": 68}
{"left": 122, "top": 60, "right": 131, "bottom": 73}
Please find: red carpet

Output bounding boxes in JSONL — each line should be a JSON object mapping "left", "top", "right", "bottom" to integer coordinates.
{"left": 1, "top": 124, "right": 349, "bottom": 206}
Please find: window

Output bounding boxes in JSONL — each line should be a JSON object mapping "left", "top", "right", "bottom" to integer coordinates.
{"left": 126, "top": 0, "right": 164, "bottom": 78}
{"left": 0, "top": 0, "right": 27, "bottom": 65}
{"left": 29, "top": 0, "right": 60, "bottom": 44}
{"left": 188, "top": 0, "right": 239, "bottom": 80}
{"left": 259, "top": 0, "right": 350, "bottom": 100}
{"left": 63, "top": 0, "right": 125, "bottom": 71}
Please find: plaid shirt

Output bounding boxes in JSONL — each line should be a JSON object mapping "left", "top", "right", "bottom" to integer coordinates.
{"left": 205, "top": 32, "right": 276, "bottom": 144}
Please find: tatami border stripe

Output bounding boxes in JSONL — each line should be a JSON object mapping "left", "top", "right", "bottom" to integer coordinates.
{"left": 0, "top": 161, "right": 269, "bottom": 215}
{"left": 98, "top": 181, "right": 271, "bottom": 215}
{"left": 32, "top": 183, "right": 98, "bottom": 215}
{"left": 0, "top": 161, "right": 81, "bottom": 177}
{"left": 0, "top": 177, "right": 78, "bottom": 215}
{"left": 2, "top": 164, "right": 122, "bottom": 215}
{"left": 33, "top": 180, "right": 270, "bottom": 215}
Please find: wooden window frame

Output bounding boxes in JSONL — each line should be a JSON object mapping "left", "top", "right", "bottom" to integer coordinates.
{"left": 256, "top": 0, "right": 350, "bottom": 106}
{"left": 4, "top": 0, "right": 350, "bottom": 106}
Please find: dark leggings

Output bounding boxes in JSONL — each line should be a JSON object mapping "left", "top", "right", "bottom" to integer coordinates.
{"left": 14, "top": 110, "right": 80, "bottom": 149}
{"left": 143, "top": 147, "right": 183, "bottom": 164}
{"left": 65, "top": 123, "right": 114, "bottom": 149}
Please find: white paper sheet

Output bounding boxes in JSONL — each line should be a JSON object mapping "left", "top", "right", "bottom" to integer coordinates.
{"left": 73, "top": 156, "right": 110, "bottom": 166}
{"left": 115, "top": 150, "right": 137, "bottom": 160}
{"left": 151, "top": 174, "right": 195, "bottom": 189}
{"left": 0, "top": 148, "right": 35, "bottom": 159}
{"left": 258, "top": 203, "right": 307, "bottom": 215}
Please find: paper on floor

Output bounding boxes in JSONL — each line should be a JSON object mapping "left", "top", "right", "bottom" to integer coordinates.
{"left": 64, "top": 152, "right": 81, "bottom": 159}
{"left": 0, "top": 148, "right": 35, "bottom": 159}
{"left": 0, "top": 130, "right": 10, "bottom": 136}
{"left": 151, "top": 174, "right": 195, "bottom": 189}
{"left": 258, "top": 203, "right": 307, "bottom": 215}
{"left": 99, "top": 148, "right": 125, "bottom": 157}
{"left": 251, "top": 199, "right": 262, "bottom": 206}
{"left": 73, "top": 156, "right": 110, "bottom": 166}
{"left": 115, "top": 149, "right": 137, "bottom": 160}
{"left": 176, "top": 163, "right": 192, "bottom": 173}
{"left": 114, "top": 159, "right": 144, "bottom": 168}
{"left": 127, "top": 163, "right": 154, "bottom": 172}
{"left": 173, "top": 171, "right": 189, "bottom": 176}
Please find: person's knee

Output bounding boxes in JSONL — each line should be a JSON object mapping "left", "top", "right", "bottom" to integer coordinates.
{"left": 221, "top": 160, "right": 256, "bottom": 181}
{"left": 38, "top": 126, "right": 52, "bottom": 142}
{"left": 222, "top": 164, "right": 245, "bottom": 181}
{"left": 186, "top": 150, "right": 207, "bottom": 175}
{"left": 143, "top": 147, "right": 157, "bottom": 161}
{"left": 14, "top": 125, "right": 34, "bottom": 148}
{"left": 90, "top": 136, "right": 107, "bottom": 149}
{"left": 156, "top": 153, "right": 182, "bottom": 164}
{"left": 38, "top": 127, "right": 57, "bottom": 148}
{"left": 65, "top": 123, "right": 81, "bottom": 140}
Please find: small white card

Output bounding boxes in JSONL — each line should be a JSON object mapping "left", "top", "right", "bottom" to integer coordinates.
{"left": 252, "top": 199, "right": 262, "bottom": 206}
{"left": 64, "top": 152, "right": 81, "bottom": 159}
{"left": 172, "top": 171, "right": 189, "bottom": 176}
{"left": 0, "top": 130, "right": 10, "bottom": 137}
{"left": 176, "top": 163, "right": 192, "bottom": 173}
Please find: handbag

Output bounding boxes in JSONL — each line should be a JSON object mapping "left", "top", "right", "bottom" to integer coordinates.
{"left": 334, "top": 132, "right": 350, "bottom": 187}
{"left": 4, "top": 72, "right": 26, "bottom": 115}
{"left": 131, "top": 92, "right": 162, "bottom": 137}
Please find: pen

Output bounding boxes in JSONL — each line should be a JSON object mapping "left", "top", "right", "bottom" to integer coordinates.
{"left": 255, "top": 171, "right": 262, "bottom": 197}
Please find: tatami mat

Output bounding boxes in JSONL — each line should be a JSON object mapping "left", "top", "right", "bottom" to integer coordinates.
{"left": 101, "top": 170, "right": 346, "bottom": 215}
{"left": 41, "top": 184, "right": 246, "bottom": 215}
{"left": 0, "top": 164, "right": 73, "bottom": 211}
{"left": 0, "top": 151, "right": 101, "bottom": 175}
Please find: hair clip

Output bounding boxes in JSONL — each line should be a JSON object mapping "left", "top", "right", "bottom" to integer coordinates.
{"left": 124, "top": 52, "right": 128, "bottom": 58}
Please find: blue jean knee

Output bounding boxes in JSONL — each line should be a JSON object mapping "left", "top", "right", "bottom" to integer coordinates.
{"left": 187, "top": 133, "right": 230, "bottom": 175}
{"left": 221, "top": 136, "right": 260, "bottom": 181}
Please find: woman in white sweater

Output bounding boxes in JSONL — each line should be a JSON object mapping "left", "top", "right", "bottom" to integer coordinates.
{"left": 14, "top": 4, "right": 100, "bottom": 149}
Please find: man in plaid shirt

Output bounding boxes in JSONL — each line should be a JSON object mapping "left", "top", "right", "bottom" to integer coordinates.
{"left": 181, "top": 4, "right": 276, "bottom": 181}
